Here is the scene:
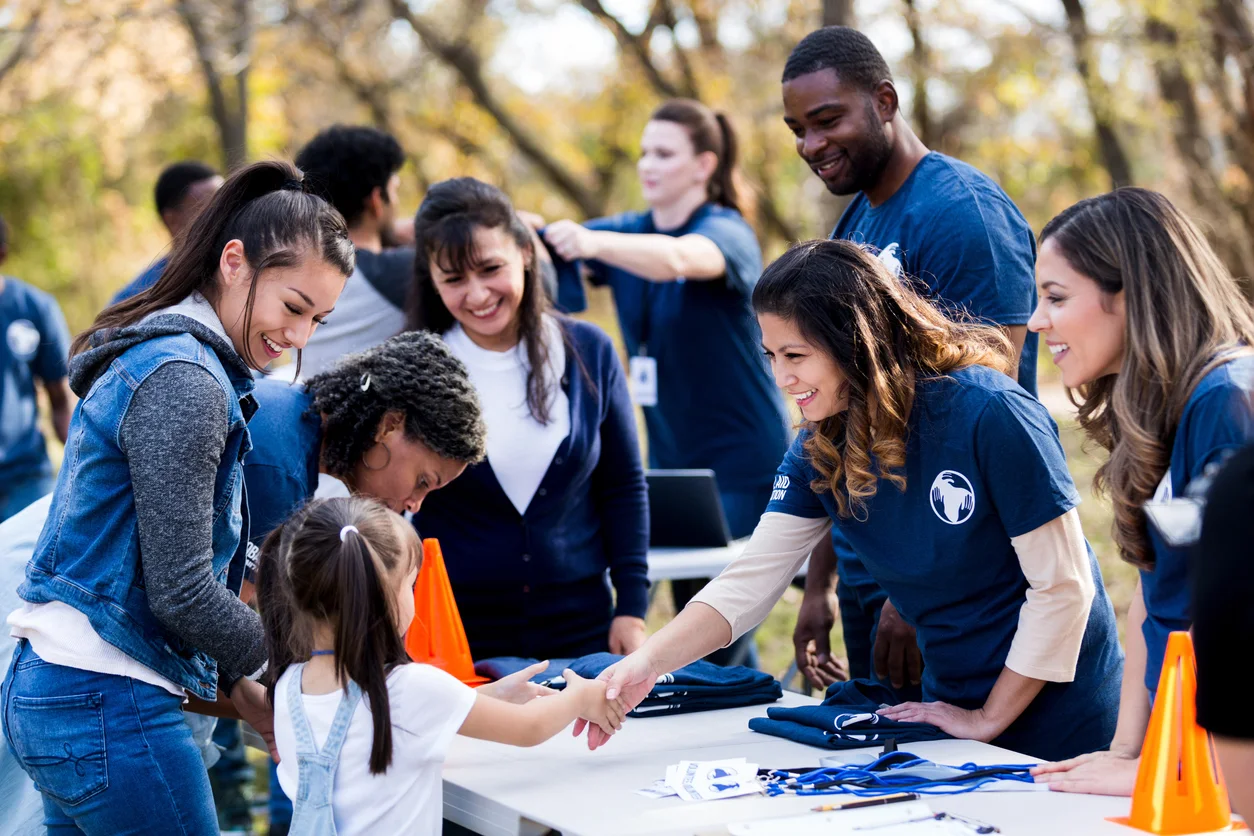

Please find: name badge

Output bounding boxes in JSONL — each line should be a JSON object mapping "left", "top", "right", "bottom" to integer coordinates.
{"left": 628, "top": 355, "right": 658, "bottom": 407}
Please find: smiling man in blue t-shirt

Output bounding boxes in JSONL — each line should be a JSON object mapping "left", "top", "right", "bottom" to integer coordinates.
{"left": 0, "top": 215, "right": 72, "bottom": 521}
{"left": 781, "top": 27, "right": 1040, "bottom": 697}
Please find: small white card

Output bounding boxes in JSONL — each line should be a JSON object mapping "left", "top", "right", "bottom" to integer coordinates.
{"left": 628, "top": 355, "right": 658, "bottom": 407}
{"left": 667, "top": 758, "right": 762, "bottom": 802}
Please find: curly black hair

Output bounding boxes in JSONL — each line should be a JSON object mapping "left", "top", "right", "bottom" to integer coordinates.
{"left": 295, "top": 125, "right": 405, "bottom": 227}
{"left": 782, "top": 26, "right": 893, "bottom": 92}
{"left": 304, "top": 331, "right": 486, "bottom": 480}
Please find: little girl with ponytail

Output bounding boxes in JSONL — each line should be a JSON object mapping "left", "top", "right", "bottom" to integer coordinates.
{"left": 259, "top": 497, "right": 626, "bottom": 835}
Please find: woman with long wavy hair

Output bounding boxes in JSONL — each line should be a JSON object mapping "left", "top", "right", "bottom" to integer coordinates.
{"left": 580, "top": 238, "right": 1124, "bottom": 762}
{"left": 1029, "top": 189, "right": 1254, "bottom": 795}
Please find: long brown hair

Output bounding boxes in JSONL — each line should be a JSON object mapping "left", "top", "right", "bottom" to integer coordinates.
{"left": 406, "top": 177, "right": 560, "bottom": 424}
{"left": 1040, "top": 188, "right": 1254, "bottom": 569}
{"left": 650, "top": 99, "right": 742, "bottom": 215}
{"left": 752, "top": 239, "right": 1014, "bottom": 519}
{"left": 79, "top": 160, "right": 354, "bottom": 371}
{"left": 258, "top": 496, "right": 419, "bottom": 775}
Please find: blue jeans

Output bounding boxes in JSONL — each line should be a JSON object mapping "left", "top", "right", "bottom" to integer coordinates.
{"left": 2, "top": 640, "right": 218, "bottom": 835}
{"left": 0, "top": 472, "right": 53, "bottom": 523}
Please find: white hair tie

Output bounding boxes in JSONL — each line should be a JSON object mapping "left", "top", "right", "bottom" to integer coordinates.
{"left": 340, "top": 525, "right": 359, "bottom": 543}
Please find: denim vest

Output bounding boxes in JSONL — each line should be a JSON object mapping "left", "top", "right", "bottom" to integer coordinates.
{"left": 19, "top": 330, "right": 255, "bottom": 700}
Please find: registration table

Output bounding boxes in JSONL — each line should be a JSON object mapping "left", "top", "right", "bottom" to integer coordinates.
{"left": 442, "top": 692, "right": 1153, "bottom": 836}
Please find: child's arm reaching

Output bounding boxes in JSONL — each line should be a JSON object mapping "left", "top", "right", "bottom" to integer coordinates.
{"left": 458, "top": 669, "right": 628, "bottom": 747}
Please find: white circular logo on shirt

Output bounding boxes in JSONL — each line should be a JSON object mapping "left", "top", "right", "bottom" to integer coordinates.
{"left": 930, "top": 470, "right": 975, "bottom": 525}
{"left": 6, "top": 319, "right": 40, "bottom": 360}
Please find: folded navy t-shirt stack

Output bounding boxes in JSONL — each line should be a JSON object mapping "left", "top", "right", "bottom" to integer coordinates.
{"left": 749, "top": 680, "right": 950, "bottom": 750}
{"left": 475, "top": 652, "right": 782, "bottom": 717}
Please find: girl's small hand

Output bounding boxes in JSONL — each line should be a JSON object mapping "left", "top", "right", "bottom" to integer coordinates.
{"left": 608, "top": 616, "right": 647, "bottom": 655}
{"left": 876, "top": 700, "right": 997, "bottom": 742}
{"left": 478, "top": 661, "right": 555, "bottom": 705}
{"left": 563, "top": 669, "right": 626, "bottom": 736}
{"left": 543, "top": 220, "right": 599, "bottom": 261}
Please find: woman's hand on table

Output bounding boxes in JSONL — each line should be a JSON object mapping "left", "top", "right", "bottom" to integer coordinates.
{"left": 609, "top": 615, "right": 647, "bottom": 655}
{"left": 543, "top": 220, "right": 599, "bottom": 261}
{"left": 1029, "top": 751, "right": 1138, "bottom": 796}
{"left": 573, "top": 650, "right": 660, "bottom": 750}
{"left": 478, "top": 661, "right": 556, "bottom": 705}
{"left": 875, "top": 700, "right": 998, "bottom": 742}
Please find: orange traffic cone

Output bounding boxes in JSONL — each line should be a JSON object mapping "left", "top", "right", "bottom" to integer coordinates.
{"left": 1110, "top": 631, "right": 1245, "bottom": 833}
{"left": 404, "top": 538, "right": 489, "bottom": 687}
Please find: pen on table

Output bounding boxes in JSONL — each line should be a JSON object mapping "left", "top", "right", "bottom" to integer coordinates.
{"left": 811, "top": 792, "right": 919, "bottom": 812}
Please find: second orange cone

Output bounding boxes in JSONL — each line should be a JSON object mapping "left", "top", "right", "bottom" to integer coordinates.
{"left": 1110, "top": 630, "right": 1245, "bottom": 834}
{"left": 404, "top": 538, "right": 489, "bottom": 687}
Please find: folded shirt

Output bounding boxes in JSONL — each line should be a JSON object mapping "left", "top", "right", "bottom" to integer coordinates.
{"left": 475, "top": 652, "right": 782, "bottom": 717}
{"left": 749, "top": 679, "right": 950, "bottom": 750}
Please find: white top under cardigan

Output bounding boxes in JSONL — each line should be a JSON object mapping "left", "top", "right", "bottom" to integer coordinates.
{"left": 444, "top": 316, "right": 570, "bottom": 516}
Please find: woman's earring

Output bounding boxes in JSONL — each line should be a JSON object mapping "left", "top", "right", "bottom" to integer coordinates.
{"left": 362, "top": 441, "right": 392, "bottom": 471}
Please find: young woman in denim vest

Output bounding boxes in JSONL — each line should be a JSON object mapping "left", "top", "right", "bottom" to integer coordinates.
{"left": 1, "top": 159, "right": 354, "bottom": 834}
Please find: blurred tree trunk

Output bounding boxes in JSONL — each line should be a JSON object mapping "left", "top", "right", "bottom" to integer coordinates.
{"left": 902, "top": 0, "right": 935, "bottom": 148}
{"left": 1147, "top": 13, "right": 1254, "bottom": 283}
{"left": 1208, "top": 0, "right": 1254, "bottom": 295}
{"left": 823, "top": 0, "right": 855, "bottom": 27}
{"left": 175, "top": 0, "right": 251, "bottom": 171}
{"left": 1060, "top": 0, "right": 1133, "bottom": 188}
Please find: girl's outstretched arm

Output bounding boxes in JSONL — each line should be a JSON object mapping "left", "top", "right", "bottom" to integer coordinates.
{"left": 458, "top": 670, "right": 626, "bottom": 747}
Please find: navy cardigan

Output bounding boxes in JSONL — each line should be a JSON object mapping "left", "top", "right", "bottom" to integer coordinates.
{"left": 414, "top": 318, "right": 649, "bottom": 660}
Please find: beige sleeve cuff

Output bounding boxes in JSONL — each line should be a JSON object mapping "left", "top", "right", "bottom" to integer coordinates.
{"left": 1005, "top": 508, "right": 1095, "bottom": 682}
{"left": 689, "top": 513, "right": 832, "bottom": 645}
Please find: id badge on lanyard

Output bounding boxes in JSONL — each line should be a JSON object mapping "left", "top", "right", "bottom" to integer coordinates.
{"left": 628, "top": 346, "right": 658, "bottom": 407}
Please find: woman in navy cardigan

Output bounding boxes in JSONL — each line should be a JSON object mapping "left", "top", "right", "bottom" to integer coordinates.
{"left": 407, "top": 178, "right": 650, "bottom": 660}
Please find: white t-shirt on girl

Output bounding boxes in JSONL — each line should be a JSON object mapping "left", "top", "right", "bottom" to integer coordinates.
{"left": 274, "top": 662, "right": 477, "bottom": 836}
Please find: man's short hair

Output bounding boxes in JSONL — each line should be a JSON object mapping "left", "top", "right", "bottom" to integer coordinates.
{"left": 782, "top": 26, "right": 893, "bottom": 92}
{"left": 295, "top": 125, "right": 405, "bottom": 227}
{"left": 154, "top": 161, "right": 219, "bottom": 216}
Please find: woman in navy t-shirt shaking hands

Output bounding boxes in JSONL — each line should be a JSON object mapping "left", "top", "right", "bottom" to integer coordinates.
{"left": 582, "top": 239, "right": 1123, "bottom": 762}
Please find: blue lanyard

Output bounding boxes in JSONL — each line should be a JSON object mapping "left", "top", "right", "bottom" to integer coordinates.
{"left": 761, "top": 752, "right": 1038, "bottom": 797}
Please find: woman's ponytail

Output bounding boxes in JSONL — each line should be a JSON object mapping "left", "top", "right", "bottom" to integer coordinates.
{"left": 710, "top": 112, "right": 741, "bottom": 213}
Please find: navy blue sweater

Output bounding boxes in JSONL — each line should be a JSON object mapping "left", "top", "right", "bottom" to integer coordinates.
{"left": 414, "top": 318, "right": 649, "bottom": 660}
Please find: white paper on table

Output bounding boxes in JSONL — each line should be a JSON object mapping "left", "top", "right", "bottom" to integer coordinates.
{"left": 635, "top": 779, "right": 678, "bottom": 799}
{"left": 668, "top": 758, "right": 762, "bottom": 802}
{"left": 728, "top": 801, "right": 938, "bottom": 835}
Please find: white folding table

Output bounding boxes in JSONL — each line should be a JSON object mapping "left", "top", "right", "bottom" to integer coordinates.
{"left": 441, "top": 692, "right": 1172, "bottom": 836}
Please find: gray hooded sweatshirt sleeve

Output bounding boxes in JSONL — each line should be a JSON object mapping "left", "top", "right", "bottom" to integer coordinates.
{"left": 120, "top": 361, "right": 267, "bottom": 688}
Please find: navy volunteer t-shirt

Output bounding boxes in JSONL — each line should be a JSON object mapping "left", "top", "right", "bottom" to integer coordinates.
{"left": 111, "top": 256, "right": 168, "bottom": 306}
{"left": 830, "top": 152, "right": 1040, "bottom": 634}
{"left": 1, "top": 277, "right": 71, "bottom": 481}
{"left": 555, "top": 203, "right": 789, "bottom": 494}
{"left": 766, "top": 365, "right": 1122, "bottom": 761}
{"left": 242, "top": 379, "right": 322, "bottom": 547}
{"left": 1140, "top": 354, "right": 1254, "bottom": 695}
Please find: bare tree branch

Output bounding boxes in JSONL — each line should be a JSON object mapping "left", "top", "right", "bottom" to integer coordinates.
{"left": 1059, "top": 0, "right": 1133, "bottom": 187}
{"left": 387, "top": 0, "right": 603, "bottom": 216}
{"left": 174, "top": 0, "right": 250, "bottom": 170}
{"left": 657, "top": 0, "right": 701, "bottom": 98}
{"left": 902, "top": 0, "right": 935, "bottom": 148}
{"left": 822, "top": 0, "right": 855, "bottom": 27}
{"left": 0, "top": 7, "right": 43, "bottom": 88}
{"left": 577, "top": 0, "right": 688, "bottom": 98}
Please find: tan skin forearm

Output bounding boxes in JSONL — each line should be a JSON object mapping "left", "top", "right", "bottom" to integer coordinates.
{"left": 640, "top": 601, "right": 733, "bottom": 675}
{"left": 586, "top": 231, "right": 726, "bottom": 282}
{"left": 1112, "top": 580, "right": 1151, "bottom": 755}
{"left": 980, "top": 667, "right": 1046, "bottom": 738}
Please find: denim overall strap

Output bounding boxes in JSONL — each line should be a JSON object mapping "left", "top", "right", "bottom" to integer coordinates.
{"left": 285, "top": 663, "right": 364, "bottom": 836}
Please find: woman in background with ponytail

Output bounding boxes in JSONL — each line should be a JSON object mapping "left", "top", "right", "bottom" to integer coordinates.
{"left": 543, "top": 101, "right": 789, "bottom": 667}
{"left": 1, "top": 160, "right": 353, "bottom": 833}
